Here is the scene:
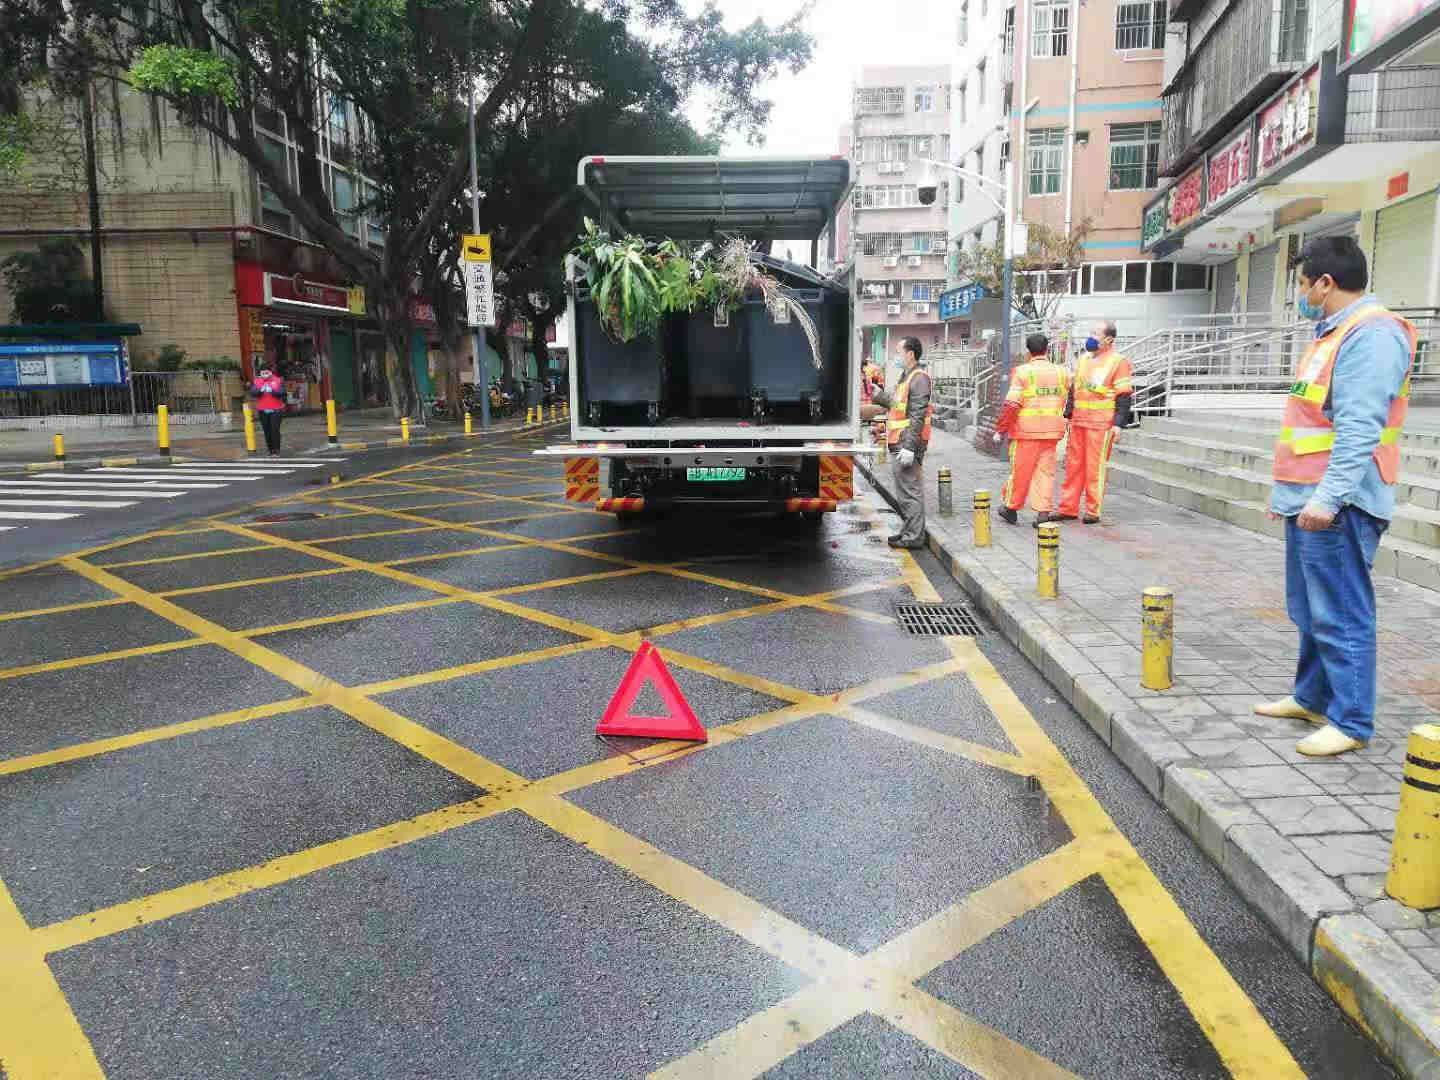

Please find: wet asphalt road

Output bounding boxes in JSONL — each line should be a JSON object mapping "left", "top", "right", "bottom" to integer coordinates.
{"left": 0, "top": 428, "right": 1397, "bottom": 1079}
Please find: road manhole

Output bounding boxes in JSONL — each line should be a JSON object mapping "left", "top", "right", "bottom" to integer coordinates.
{"left": 894, "top": 602, "right": 982, "bottom": 637}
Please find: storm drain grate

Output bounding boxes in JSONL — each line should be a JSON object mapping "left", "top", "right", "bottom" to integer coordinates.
{"left": 894, "top": 602, "right": 982, "bottom": 637}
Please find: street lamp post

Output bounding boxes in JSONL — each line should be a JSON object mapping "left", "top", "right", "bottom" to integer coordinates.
{"left": 917, "top": 158, "right": 1023, "bottom": 370}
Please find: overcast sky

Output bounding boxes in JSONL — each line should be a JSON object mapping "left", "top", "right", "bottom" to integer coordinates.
{"left": 687, "top": 0, "right": 958, "bottom": 156}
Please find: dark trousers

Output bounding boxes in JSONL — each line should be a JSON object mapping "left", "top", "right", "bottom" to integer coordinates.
{"left": 258, "top": 410, "right": 282, "bottom": 454}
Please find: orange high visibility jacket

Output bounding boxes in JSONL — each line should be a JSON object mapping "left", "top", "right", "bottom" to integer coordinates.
{"left": 861, "top": 361, "right": 884, "bottom": 403}
{"left": 886, "top": 367, "right": 933, "bottom": 447}
{"left": 1070, "top": 348, "right": 1133, "bottom": 429}
{"left": 999, "top": 359, "right": 1069, "bottom": 439}
{"left": 1273, "top": 303, "right": 1416, "bottom": 486}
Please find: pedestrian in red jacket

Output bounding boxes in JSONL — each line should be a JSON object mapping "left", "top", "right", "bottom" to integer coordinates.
{"left": 250, "top": 367, "right": 286, "bottom": 456}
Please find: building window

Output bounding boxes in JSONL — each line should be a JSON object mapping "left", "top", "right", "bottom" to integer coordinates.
{"left": 1150, "top": 262, "right": 1175, "bottom": 292}
{"left": 959, "top": 2, "right": 969, "bottom": 45}
{"left": 914, "top": 135, "right": 933, "bottom": 159}
{"left": 1027, "top": 128, "right": 1065, "bottom": 195}
{"left": 1003, "top": 7, "right": 1016, "bottom": 53}
{"left": 1092, "top": 264, "right": 1124, "bottom": 292}
{"left": 959, "top": 82, "right": 968, "bottom": 123}
{"left": 977, "top": 61, "right": 987, "bottom": 105}
{"left": 1125, "top": 263, "right": 1148, "bottom": 292}
{"left": 910, "top": 281, "right": 946, "bottom": 301}
{"left": 1108, "top": 121, "right": 1161, "bottom": 189}
{"left": 1176, "top": 264, "right": 1209, "bottom": 290}
{"left": 858, "top": 186, "right": 923, "bottom": 208}
{"left": 914, "top": 84, "right": 935, "bottom": 112}
{"left": 1032, "top": 0, "right": 1070, "bottom": 57}
{"left": 862, "top": 233, "right": 904, "bottom": 255}
{"left": 1278, "top": 0, "right": 1309, "bottom": 61}
{"left": 856, "top": 86, "right": 905, "bottom": 115}
{"left": 1115, "top": 0, "right": 1166, "bottom": 50}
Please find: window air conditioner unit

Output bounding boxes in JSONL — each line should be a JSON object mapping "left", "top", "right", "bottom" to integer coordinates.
{"left": 913, "top": 303, "right": 931, "bottom": 314}
{"left": 907, "top": 255, "right": 923, "bottom": 267}
{"left": 887, "top": 303, "right": 903, "bottom": 315}
{"left": 883, "top": 255, "right": 900, "bottom": 268}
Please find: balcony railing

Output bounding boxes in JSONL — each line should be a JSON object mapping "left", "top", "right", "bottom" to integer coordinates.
{"left": 1347, "top": 68, "right": 1440, "bottom": 143}
{"left": 1159, "top": 0, "right": 1308, "bottom": 174}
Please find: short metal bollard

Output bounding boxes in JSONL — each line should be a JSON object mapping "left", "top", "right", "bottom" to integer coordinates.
{"left": 156, "top": 405, "right": 171, "bottom": 457}
{"left": 243, "top": 404, "right": 257, "bottom": 455}
{"left": 937, "top": 466, "right": 953, "bottom": 516}
{"left": 1036, "top": 522, "right": 1060, "bottom": 598}
{"left": 1141, "top": 587, "right": 1174, "bottom": 690}
{"left": 53, "top": 433, "right": 65, "bottom": 461}
{"left": 326, "top": 399, "right": 338, "bottom": 446}
{"left": 972, "top": 489, "right": 992, "bottom": 547}
{"left": 1387, "top": 723, "right": 1440, "bottom": 909}
{"left": 401, "top": 417, "right": 410, "bottom": 444}
{"left": 464, "top": 412, "right": 473, "bottom": 436}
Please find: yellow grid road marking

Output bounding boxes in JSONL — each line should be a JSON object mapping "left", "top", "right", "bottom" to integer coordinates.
{"left": 95, "top": 543, "right": 277, "bottom": 569}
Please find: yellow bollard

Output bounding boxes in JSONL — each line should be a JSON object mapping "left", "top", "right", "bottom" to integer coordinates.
{"left": 1387, "top": 724, "right": 1440, "bottom": 909}
{"left": 972, "top": 489, "right": 992, "bottom": 547}
{"left": 156, "top": 404, "right": 171, "bottom": 457}
{"left": 1141, "top": 587, "right": 1174, "bottom": 691}
{"left": 401, "top": 417, "right": 410, "bottom": 444}
{"left": 1036, "top": 522, "right": 1060, "bottom": 598}
{"left": 53, "top": 433, "right": 65, "bottom": 461}
{"left": 562, "top": 400, "right": 569, "bottom": 418}
{"left": 550, "top": 404, "right": 557, "bottom": 422}
{"left": 464, "top": 411, "right": 473, "bottom": 436}
{"left": 242, "top": 403, "right": 257, "bottom": 455}
{"left": 325, "top": 399, "right": 338, "bottom": 446}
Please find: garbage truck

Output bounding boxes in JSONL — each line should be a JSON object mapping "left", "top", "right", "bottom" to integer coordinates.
{"left": 535, "top": 155, "right": 870, "bottom": 521}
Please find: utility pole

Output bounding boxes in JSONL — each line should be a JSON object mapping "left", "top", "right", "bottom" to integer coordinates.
{"left": 466, "top": 34, "right": 491, "bottom": 428}
{"left": 80, "top": 77, "right": 105, "bottom": 321}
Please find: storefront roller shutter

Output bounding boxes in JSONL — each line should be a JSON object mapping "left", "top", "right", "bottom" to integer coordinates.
{"left": 1246, "top": 243, "right": 1278, "bottom": 315}
{"left": 1214, "top": 259, "right": 1237, "bottom": 316}
{"left": 1373, "top": 192, "right": 1437, "bottom": 309}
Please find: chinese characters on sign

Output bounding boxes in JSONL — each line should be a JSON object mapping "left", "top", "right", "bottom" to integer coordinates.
{"left": 1258, "top": 66, "right": 1318, "bottom": 178}
{"left": 938, "top": 283, "right": 989, "bottom": 320}
{"left": 461, "top": 233, "right": 496, "bottom": 328}
{"left": 1206, "top": 130, "right": 1253, "bottom": 207}
{"left": 1344, "top": 0, "right": 1440, "bottom": 70}
{"left": 1168, "top": 163, "right": 1206, "bottom": 232}
{"left": 1141, "top": 198, "right": 1168, "bottom": 250}
{"left": 0, "top": 343, "right": 128, "bottom": 388}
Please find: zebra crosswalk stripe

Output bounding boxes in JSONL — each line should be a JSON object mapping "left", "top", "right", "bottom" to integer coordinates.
{"left": 0, "top": 510, "right": 80, "bottom": 520}
{"left": 0, "top": 487, "right": 185, "bottom": 499}
{"left": 0, "top": 499, "right": 139, "bottom": 509}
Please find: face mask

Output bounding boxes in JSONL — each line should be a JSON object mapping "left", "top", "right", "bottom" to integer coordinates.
{"left": 1084, "top": 337, "right": 1100, "bottom": 353}
{"left": 1297, "top": 285, "right": 1325, "bottom": 321}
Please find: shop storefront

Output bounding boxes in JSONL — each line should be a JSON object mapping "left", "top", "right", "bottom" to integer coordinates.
{"left": 236, "top": 263, "right": 370, "bottom": 413}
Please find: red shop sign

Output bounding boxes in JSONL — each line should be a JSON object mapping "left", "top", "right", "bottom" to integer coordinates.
{"left": 1168, "top": 163, "right": 1206, "bottom": 232}
{"left": 408, "top": 298, "right": 438, "bottom": 325}
{"left": 1257, "top": 66, "right": 1319, "bottom": 178}
{"left": 263, "top": 272, "right": 351, "bottom": 313}
{"left": 1207, "top": 129, "right": 1253, "bottom": 207}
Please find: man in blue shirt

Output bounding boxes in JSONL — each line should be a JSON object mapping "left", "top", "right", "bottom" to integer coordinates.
{"left": 1255, "top": 236, "right": 1414, "bottom": 757}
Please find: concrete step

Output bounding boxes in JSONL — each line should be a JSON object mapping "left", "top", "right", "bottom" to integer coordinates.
{"left": 1123, "top": 430, "right": 1440, "bottom": 495}
{"left": 1106, "top": 460, "right": 1440, "bottom": 591}
{"left": 1110, "top": 443, "right": 1440, "bottom": 548}
{"left": 1145, "top": 416, "right": 1440, "bottom": 459}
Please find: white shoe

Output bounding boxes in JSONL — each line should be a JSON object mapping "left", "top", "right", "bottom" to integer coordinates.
{"left": 1296, "top": 725, "right": 1367, "bottom": 757}
{"left": 1254, "top": 696, "right": 1327, "bottom": 725}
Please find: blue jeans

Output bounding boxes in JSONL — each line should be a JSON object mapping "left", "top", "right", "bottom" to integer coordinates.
{"left": 1285, "top": 507, "right": 1386, "bottom": 741}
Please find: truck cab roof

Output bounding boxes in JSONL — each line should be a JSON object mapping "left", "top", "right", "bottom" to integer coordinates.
{"left": 576, "top": 156, "right": 852, "bottom": 242}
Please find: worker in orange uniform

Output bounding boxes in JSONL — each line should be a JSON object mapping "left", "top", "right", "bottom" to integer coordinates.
{"left": 992, "top": 332, "right": 1070, "bottom": 527}
{"left": 1057, "top": 319, "right": 1133, "bottom": 523}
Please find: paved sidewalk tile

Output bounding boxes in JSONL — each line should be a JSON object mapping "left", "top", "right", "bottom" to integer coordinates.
{"left": 860, "top": 424, "right": 1440, "bottom": 1077}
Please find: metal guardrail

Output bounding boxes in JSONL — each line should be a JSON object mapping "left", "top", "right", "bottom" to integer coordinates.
{"left": 0, "top": 371, "right": 240, "bottom": 430}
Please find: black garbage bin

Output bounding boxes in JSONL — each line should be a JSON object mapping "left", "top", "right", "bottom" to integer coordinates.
{"left": 575, "top": 288, "right": 665, "bottom": 426}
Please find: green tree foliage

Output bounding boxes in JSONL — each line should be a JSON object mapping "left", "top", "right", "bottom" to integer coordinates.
{"left": 9, "top": 0, "right": 813, "bottom": 416}
{"left": 956, "top": 219, "right": 1093, "bottom": 320}
{"left": 0, "top": 239, "right": 103, "bottom": 323}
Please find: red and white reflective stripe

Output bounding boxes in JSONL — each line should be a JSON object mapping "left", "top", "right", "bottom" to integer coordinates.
{"left": 596, "top": 497, "right": 645, "bottom": 513}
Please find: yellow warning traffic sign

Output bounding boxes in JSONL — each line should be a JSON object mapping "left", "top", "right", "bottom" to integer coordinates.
{"left": 462, "top": 233, "right": 492, "bottom": 262}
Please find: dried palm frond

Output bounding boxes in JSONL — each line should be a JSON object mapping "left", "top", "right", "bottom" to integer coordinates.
{"left": 712, "top": 237, "right": 824, "bottom": 371}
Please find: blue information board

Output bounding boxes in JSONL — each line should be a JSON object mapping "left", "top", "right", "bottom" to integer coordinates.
{"left": 938, "top": 284, "right": 991, "bottom": 321}
{"left": 0, "top": 342, "right": 129, "bottom": 389}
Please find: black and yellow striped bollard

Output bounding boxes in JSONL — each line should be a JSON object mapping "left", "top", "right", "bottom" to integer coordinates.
{"left": 972, "top": 489, "right": 991, "bottom": 547}
{"left": 156, "top": 405, "right": 171, "bottom": 458}
{"left": 326, "top": 399, "right": 338, "bottom": 446}
{"left": 53, "top": 433, "right": 65, "bottom": 461}
{"left": 1036, "top": 522, "right": 1060, "bottom": 598}
{"left": 937, "top": 466, "right": 953, "bottom": 516}
{"left": 1387, "top": 723, "right": 1440, "bottom": 909}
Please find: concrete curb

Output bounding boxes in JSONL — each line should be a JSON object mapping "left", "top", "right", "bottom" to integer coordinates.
{"left": 857, "top": 457, "right": 1440, "bottom": 1079}
{"left": 0, "top": 420, "right": 566, "bottom": 476}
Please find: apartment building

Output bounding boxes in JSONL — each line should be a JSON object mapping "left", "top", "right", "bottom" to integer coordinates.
{"left": 831, "top": 65, "right": 955, "bottom": 361}
{"left": 0, "top": 83, "right": 496, "bottom": 411}
{"left": 1140, "top": 0, "right": 1440, "bottom": 320}
{"left": 948, "top": 0, "right": 1212, "bottom": 343}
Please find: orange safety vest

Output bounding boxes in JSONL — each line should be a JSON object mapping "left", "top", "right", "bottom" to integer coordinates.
{"left": 1070, "top": 348, "right": 1133, "bottom": 429}
{"left": 887, "top": 367, "right": 933, "bottom": 447}
{"left": 1005, "top": 359, "right": 1069, "bottom": 439}
{"left": 861, "top": 361, "right": 884, "bottom": 403}
{"left": 1273, "top": 303, "right": 1416, "bottom": 486}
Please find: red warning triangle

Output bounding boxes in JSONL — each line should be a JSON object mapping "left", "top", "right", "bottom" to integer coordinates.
{"left": 596, "top": 642, "right": 707, "bottom": 742}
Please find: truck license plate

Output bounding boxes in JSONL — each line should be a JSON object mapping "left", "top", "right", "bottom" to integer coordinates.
{"left": 687, "top": 467, "right": 746, "bottom": 482}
